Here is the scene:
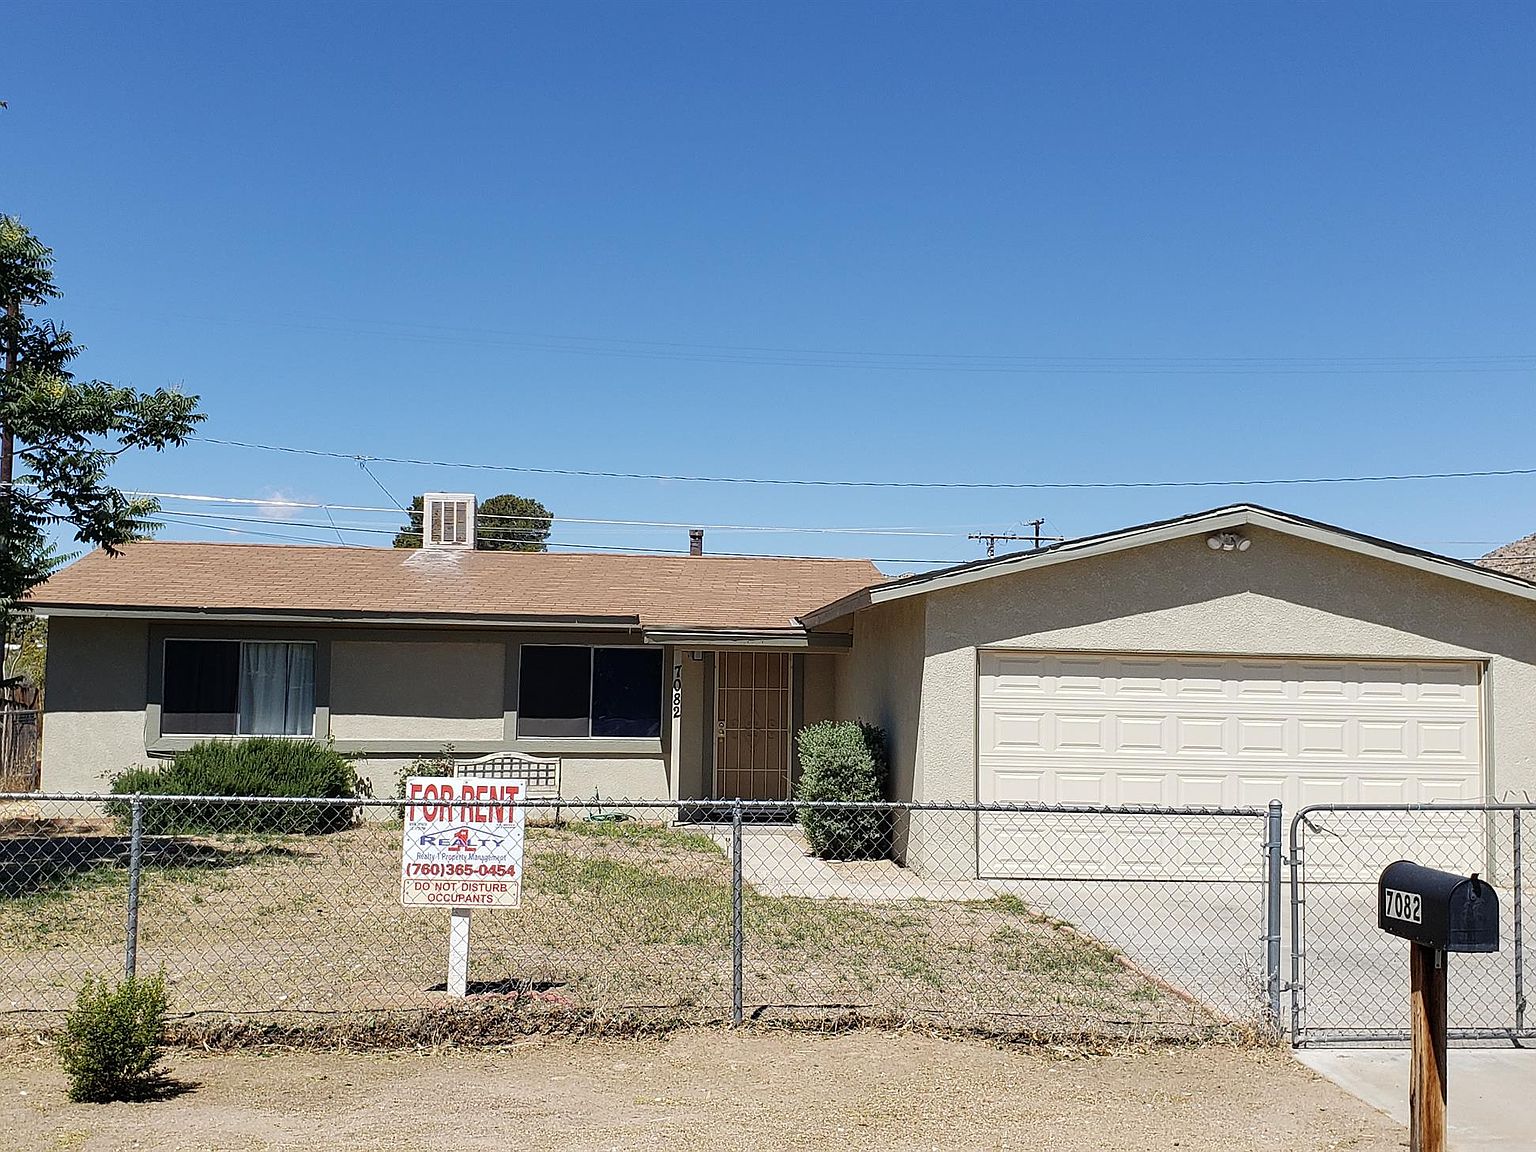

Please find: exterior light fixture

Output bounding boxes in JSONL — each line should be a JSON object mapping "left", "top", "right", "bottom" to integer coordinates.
{"left": 1206, "top": 532, "right": 1252, "bottom": 552}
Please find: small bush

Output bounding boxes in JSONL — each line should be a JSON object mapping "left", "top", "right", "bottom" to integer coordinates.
{"left": 56, "top": 973, "right": 169, "bottom": 1103}
{"left": 393, "top": 745, "right": 456, "bottom": 818}
{"left": 108, "top": 738, "right": 365, "bottom": 835}
{"left": 795, "top": 720, "right": 889, "bottom": 859}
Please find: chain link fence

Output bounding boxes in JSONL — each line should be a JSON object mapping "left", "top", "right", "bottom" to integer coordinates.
{"left": 2, "top": 792, "right": 1278, "bottom": 1042}
{"left": 1291, "top": 803, "right": 1532, "bottom": 1046}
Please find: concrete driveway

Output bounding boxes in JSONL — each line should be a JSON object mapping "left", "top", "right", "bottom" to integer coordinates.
{"left": 714, "top": 826, "right": 1526, "bottom": 1038}
{"left": 1296, "top": 1048, "right": 1536, "bottom": 1150}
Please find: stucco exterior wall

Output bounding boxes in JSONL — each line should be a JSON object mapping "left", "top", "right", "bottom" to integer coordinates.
{"left": 801, "top": 653, "right": 839, "bottom": 727}
{"left": 834, "top": 597, "right": 927, "bottom": 805}
{"left": 674, "top": 653, "right": 709, "bottom": 801}
{"left": 330, "top": 640, "right": 505, "bottom": 742}
{"left": 37, "top": 620, "right": 682, "bottom": 801}
{"left": 345, "top": 755, "right": 666, "bottom": 812}
{"left": 34, "top": 614, "right": 846, "bottom": 808}
{"left": 842, "top": 525, "right": 1536, "bottom": 875}
{"left": 41, "top": 616, "right": 150, "bottom": 793}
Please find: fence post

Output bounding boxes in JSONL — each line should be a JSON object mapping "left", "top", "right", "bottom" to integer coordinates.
{"left": 1266, "top": 800, "right": 1283, "bottom": 1035}
{"left": 1515, "top": 809, "right": 1525, "bottom": 1037}
{"left": 1289, "top": 810, "right": 1307, "bottom": 1045}
{"left": 124, "top": 796, "right": 144, "bottom": 980}
{"left": 731, "top": 798, "right": 744, "bottom": 1027}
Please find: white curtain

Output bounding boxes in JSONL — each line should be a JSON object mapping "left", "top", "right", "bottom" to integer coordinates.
{"left": 238, "top": 643, "right": 315, "bottom": 735}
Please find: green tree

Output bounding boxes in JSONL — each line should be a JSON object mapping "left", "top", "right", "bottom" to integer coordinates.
{"left": 392, "top": 493, "right": 552, "bottom": 551}
{"left": 0, "top": 217, "right": 202, "bottom": 634}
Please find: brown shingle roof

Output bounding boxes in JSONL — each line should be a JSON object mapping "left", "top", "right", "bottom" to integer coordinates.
{"left": 28, "top": 543, "right": 885, "bottom": 631}
{"left": 1480, "top": 533, "right": 1536, "bottom": 582}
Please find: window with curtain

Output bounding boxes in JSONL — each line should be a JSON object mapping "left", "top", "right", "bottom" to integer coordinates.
{"left": 517, "top": 645, "right": 663, "bottom": 738}
{"left": 162, "top": 640, "right": 316, "bottom": 736}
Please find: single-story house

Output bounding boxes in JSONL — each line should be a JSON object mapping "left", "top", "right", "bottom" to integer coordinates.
{"left": 28, "top": 499, "right": 1536, "bottom": 874}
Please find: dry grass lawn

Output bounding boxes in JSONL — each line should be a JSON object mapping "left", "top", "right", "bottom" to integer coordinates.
{"left": 2, "top": 818, "right": 1225, "bottom": 1039}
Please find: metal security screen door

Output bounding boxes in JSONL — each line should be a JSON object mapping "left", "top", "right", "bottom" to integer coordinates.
{"left": 714, "top": 652, "right": 792, "bottom": 800}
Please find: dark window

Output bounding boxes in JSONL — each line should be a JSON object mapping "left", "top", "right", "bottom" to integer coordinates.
{"left": 592, "top": 648, "right": 664, "bottom": 737}
{"left": 517, "top": 646, "right": 593, "bottom": 737}
{"left": 161, "top": 640, "right": 316, "bottom": 736}
{"left": 162, "top": 640, "right": 240, "bottom": 734}
{"left": 517, "top": 646, "right": 663, "bottom": 739}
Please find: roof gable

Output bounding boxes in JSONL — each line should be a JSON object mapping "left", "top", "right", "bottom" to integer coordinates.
{"left": 800, "top": 504, "right": 1536, "bottom": 627}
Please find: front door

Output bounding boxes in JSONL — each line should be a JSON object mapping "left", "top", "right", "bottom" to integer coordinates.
{"left": 714, "top": 652, "right": 792, "bottom": 800}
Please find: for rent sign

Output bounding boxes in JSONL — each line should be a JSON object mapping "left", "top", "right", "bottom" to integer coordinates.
{"left": 400, "top": 776, "right": 526, "bottom": 909}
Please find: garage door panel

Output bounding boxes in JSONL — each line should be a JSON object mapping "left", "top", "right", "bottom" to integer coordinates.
{"left": 1115, "top": 660, "right": 1168, "bottom": 695}
{"left": 979, "top": 654, "right": 1484, "bottom": 879}
{"left": 1055, "top": 714, "right": 1107, "bottom": 750}
{"left": 1055, "top": 772, "right": 1108, "bottom": 803}
{"left": 1357, "top": 721, "right": 1409, "bottom": 758}
{"left": 1417, "top": 720, "right": 1474, "bottom": 759}
{"left": 1236, "top": 776, "right": 1287, "bottom": 807}
{"left": 1358, "top": 776, "right": 1410, "bottom": 804}
{"left": 988, "top": 769, "right": 1043, "bottom": 803}
{"left": 1296, "top": 776, "right": 1349, "bottom": 806}
{"left": 1176, "top": 664, "right": 1228, "bottom": 696}
{"left": 1421, "top": 776, "right": 1481, "bottom": 802}
{"left": 1236, "top": 718, "right": 1287, "bottom": 755}
{"left": 1057, "top": 658, "right": 1112, "bottom": 693}
{"left": 1298, "top": 669, "right": 1350, "bottom": 699}
{"left": 977, "top": 812, "right": 1255, "bottom": 879}
{"left": 1236, "top": 665, "right": 1289, "bottom": 698}
{"left": 1174, "top": 774, "right": 1227, "bottom": 806}
{"left": 987, "top": 711, "right": 1045, "bottom": 752}
{"left": 1114, "top": 715, "right": 1166, "bottom": 752}
{"left": 1175, "top": 716, "right": 1227, "bottom": 754}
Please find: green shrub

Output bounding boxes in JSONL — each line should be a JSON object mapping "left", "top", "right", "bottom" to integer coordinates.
{"left": 55, "top": 973, "right": 169, "bottom": 1103}
{"left": 392, "top": 745, "right": 456, "bottom": 818}
{"left": 794, "top": 720, "right": 889, "bottom": 859}
{"left": 108, "top": 738, "right": 365, "bottom": 835}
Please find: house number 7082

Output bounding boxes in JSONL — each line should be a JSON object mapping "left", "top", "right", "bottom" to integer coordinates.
{"left": 1383, "top": 887, "right": 1422, "bottom": 925}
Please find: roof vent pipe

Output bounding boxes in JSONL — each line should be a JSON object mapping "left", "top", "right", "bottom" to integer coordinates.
{"left": 689, "top": 529, "right": 704, "bottom": 556}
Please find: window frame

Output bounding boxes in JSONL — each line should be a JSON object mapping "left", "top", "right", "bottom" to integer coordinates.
{"left": 515, "top": 642, "right": 664, "bottom": 740}
{"left": 159, "top": 637, "right": 319, "bottom": 739}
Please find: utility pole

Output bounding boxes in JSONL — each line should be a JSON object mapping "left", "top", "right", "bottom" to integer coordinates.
{"left": 968, "top": 519, "right": 1059, "bottom": 557}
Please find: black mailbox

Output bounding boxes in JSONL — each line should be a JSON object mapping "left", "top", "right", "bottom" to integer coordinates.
{"left": 1377, "top": 860, "right": 1500, "bottom": 953}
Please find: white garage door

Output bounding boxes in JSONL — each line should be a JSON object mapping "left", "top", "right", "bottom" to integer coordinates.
{"left": 978, "top": 653, "right": 1484, "bottom": 878}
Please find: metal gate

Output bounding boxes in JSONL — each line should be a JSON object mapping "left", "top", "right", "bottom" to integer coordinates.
{"left": 1290, "top": 803, "right": 1531, "bottom": 1046}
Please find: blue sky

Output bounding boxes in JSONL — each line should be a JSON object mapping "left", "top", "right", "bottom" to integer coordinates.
{"left": 4, "top": 1, "right": 1534, "bottom": 571}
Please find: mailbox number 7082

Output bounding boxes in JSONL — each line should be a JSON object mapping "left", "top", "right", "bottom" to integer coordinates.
{"left": 1383, "top": 887, "right": 1423, "bottom": 925}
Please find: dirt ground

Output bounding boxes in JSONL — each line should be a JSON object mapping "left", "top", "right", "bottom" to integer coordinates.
{"left": 3, "top": 1030, "right": 1402, "bottom": 1152}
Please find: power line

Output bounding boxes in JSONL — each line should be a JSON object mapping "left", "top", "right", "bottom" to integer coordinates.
{"left": 151, "top": 506, "right": 1512, "bottom": 566}
{"left": 155, "top": 512, "right": 367, "bottom": 547}
{"left": 139, "top": 490, "right": 980, "bottom": 537}
{"left": 356, "top": 458, "right": 406, "bottom": 511}
{"left": 188, "top": 435, "right": 1536, "bottom": 491}
{"left": 152, "top": 508, "right": 961, "bottom": 565}
{"left": 70, "top": 305, "right": 1536, "bottom": 375}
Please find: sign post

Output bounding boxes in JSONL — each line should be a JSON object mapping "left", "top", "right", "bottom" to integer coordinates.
{"left": 400, "top": 776, "right": 527, "bottom": 997}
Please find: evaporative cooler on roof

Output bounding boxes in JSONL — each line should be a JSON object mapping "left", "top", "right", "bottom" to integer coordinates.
{"left": 423, "top": 493, "right": 476, "bottom": 549}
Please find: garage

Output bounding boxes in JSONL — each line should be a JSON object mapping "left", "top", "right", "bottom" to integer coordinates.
{"left": 806, "top": 504, "right": 1536, "bottom": 881}
{"left": 977, "top": 651, "right": 1484, "bottom": 877}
